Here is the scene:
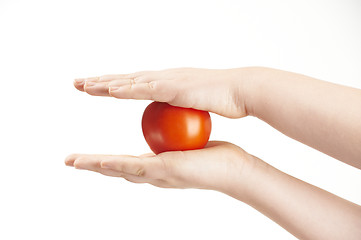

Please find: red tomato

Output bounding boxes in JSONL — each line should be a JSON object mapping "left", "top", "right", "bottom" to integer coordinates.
{"left": 142, "top": 102, "right": 212, "bottom": 154}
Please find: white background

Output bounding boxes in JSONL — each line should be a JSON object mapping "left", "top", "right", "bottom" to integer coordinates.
{"left": 0, "top": 0, "right": 360, "bottom": 239}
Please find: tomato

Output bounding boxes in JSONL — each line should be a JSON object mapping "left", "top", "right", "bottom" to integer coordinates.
{"left": 142, "top": 102, "right": 212, "bottom": 154}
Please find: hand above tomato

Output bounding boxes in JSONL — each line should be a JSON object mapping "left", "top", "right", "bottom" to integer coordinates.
{"left": 73, "top": 67, "right": 252, "bottom": 118}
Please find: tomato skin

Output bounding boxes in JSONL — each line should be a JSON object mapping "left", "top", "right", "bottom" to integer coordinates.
{"left": 142, "top": 102, "right": 212, "bottom": 154}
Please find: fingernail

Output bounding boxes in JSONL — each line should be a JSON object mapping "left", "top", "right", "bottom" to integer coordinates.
{"left": 109, "top": 86, "right": 120, "bottom": 92}
{"left": 74, "top": 78, "right": 84, "bottom": 84}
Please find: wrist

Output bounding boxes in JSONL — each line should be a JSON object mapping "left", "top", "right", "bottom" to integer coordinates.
{"left": 234, "top": 66, "right": 274, "bottom": 118}
{"left": 216, "top": 147, "right": 267, "bottom": 203}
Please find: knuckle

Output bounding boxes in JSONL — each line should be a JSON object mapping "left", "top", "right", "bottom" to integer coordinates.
{"left": 148, "top": 81, "right": 155, "bottom": 89}
{"left": 129, "top": 78, "right": 136, "bottom": 88}
{"left": 136, "top": 167, "right": 145, "bottom": 177}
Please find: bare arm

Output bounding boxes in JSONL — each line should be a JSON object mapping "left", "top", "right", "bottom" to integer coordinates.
{"left": 227, "top": 154, "right": 361, "bottom": 240}
{"left": 243, "top": 67, "right": 361, "bottom": 169}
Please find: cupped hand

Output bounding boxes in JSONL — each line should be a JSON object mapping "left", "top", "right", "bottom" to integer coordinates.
{"left": 74, "top": 68, "right": 251, "bottom": 118}
{"left": 65, "top": 141, "right": 253, "bottom": 192}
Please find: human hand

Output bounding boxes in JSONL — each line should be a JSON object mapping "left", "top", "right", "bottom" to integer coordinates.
{"left": 74, "top": 68, "right": 253, "bottom": 118}
{"left": 65, "top": 141, "right": 253, "bottom": 193}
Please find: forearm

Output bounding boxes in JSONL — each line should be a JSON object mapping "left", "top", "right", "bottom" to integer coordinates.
{"left": 241, "top": 67, "right": 361, "bottom": 168}
{"left": 225, "top": 155, "right": 361, "bottom": 240}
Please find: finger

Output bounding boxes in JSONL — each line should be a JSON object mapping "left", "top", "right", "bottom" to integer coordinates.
{"left": 108, "top": 83, "right": 155, "bottom": 100}
{"left": 100, "top": 155, "right": 167, "bottom": 180}
{"left": 78, "top": 73, "right": 155, "bottom": 96}
{"left": 65, "top": 153, "right": 80, "bottom": 166}
{"left": 74, "top": 77, "right": 100, "bottom": 91}
{"left": 73, "top": 75, "right": 123, "bottom": 93}
{"left": 83, "top": 76, "right": 154, "bottom": 96}
{"left": 73, "top": 155, "right": 101, "bottom": 170}
{"left": 67, "top": 154, "right": 170, "bottom": 186}
{"left": 74, "top": 79, "right": 86, "bottom": 92}
{"left": 65, "top": 153, "right": 117, "bottom": 168}
{"left": 108, "top": 81, "right": 176, "bottom": 102}
{"left": 96, "top": 74, "right": 132, "bottom": 82}
{"left": 82, "top": 78, "right": 138, "bottom": 97}
{"left": 97, "top": 71, "right": 155, "bottom": 82}
{"left": 83, "top": 81, "right": 111, "bottom": 96}
{"left": 66, "top": 154, "right": 144, "bottom": 178}
{"left": 81, "top": 71, "right": 154, "bottom": 83}
{"left": 66, "top": 154, "right": 167, "bottom": 180}
{"left": 72, "top": 156, "right": 123, "bottom": 176}
{"left": 106, "top": 76, "right": 152, "bottom": 87}
{"left": 75, "top": 70, "right": 170, "bottom": 98}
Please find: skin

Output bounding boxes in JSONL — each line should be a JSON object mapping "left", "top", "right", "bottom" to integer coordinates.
{"left": 66, "top": 67, "right": 361, "bottom": 240}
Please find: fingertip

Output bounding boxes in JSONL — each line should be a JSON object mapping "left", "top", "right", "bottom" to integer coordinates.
{"left": 73, "top": 80, "right": 85, "bottom": 92}
{"left": 65, "top": 154, "right": 77, "bottom": 166}
{"left": 74, "top": 78, "right": 84, "bottom": 84}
